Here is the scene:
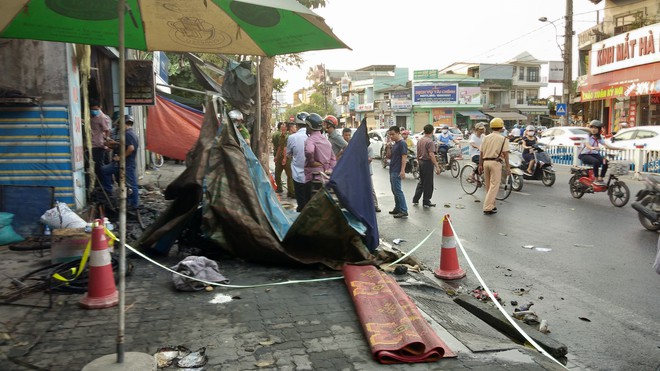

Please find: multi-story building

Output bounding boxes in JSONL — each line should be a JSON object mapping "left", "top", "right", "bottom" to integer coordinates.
{"left": 411, "top": 69, "right": 486, "bottom": 133}
{"left": 577, "top": 0, "right": 660, "bottom": 133}
{"left": 438, "top": 51, "right": 548, "bottom": 129}
{"left": 320, "top": 65, "right": 409, "bottom": 130}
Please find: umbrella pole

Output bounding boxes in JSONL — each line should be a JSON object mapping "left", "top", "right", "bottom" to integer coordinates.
{"left": 117, "top": 0, "right": 127, "bottom": 364}
{"left": 83, "top": 2, "right": 152, "bottom": 370}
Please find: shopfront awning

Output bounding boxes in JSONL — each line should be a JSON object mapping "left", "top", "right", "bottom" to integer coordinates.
{"left": 482, "top": 111, "right": 527, "bottom": 120}
{"left": 457, "top": 110, "right": 488, "bottom": 120}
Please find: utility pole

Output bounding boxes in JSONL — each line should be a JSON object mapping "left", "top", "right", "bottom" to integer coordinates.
{"left": 323, "top": 64, "right": 328, "bottom": 113}
{"left": 563, "top": 0, "right": 573, "bottom": 126}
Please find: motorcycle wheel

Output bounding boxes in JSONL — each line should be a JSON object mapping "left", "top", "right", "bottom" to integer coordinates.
{"left": 511, "top": 174, "right": 524, "bottom": 191}
{"left": 569, "top": 175, "right": 585, "bottom": 199}
{"left": 608, "top": 181, "right": 630, "bottom": 207}
{"left": 637, "top": 197, "right": 660, "bottom": 231}
{"left": 460, "top": 164, "right": 479, "bottom": 195}
{"left": 450, "top": 160, "right": 460, "bottom": 178}
{"left": 412, "top": 162, "right": 420, "bottom": 179}
{"left": 542, "top": 170, "right": 556, "bottom": 186}
{"left": 150, "top": 152, "right": 164, "bottom": 168}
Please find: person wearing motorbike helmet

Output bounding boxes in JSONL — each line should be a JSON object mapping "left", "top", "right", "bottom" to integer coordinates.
{"left": 478, "top": 118, "right": 510, "bottom": 215}
{"left": 228, "top": 109, "right": 250, "bottom": 140}
{"left": 286, "top": 112, "right": 310, "bottom": 211}
{"left": 401, "top": 130, "right": 415, "bottom": 150}
{"left": 437, "top": 125, "right": 460, "bottom": 166}
{"left": 323, "top": 115, "right": 347, "bottom": 157}
{"left": 522, "top": 125, "right": 538, "bottom": 175}
{"left": 303, "top": 113, "right": 336, "bottom": 206}
{"left": 579, "top": 119, "right": 623, "bottom": 186}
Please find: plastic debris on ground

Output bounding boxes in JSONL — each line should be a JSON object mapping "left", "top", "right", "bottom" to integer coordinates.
{"left": 472, "top": 286, "right": 501, "bottom": 303}
{"left": 209, "top": 293, "right": 233, "bottom": 304}
{"left": 176, "top": 347, "right": 207, "bottom": 368}
{"left": 392, "top": 238, "right": 405, "bottom": 245}
{"left": 154, "top": 345, "right": 192, "bottom": 368}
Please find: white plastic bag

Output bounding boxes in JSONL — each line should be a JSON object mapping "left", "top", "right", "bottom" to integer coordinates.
{"left": 40, "top": 201, "right": 86, "bottom": 229}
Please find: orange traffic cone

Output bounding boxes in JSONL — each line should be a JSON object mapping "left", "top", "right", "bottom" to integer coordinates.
{"left": 80, "top": 220, "right": 118, "bottom": 309}
{"left": 434, "top": 215, "right": 466, "bottom": 280}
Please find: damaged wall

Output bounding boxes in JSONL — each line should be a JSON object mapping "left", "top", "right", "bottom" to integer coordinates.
{"left": 0, "top": 40, "right": 69, "bottom": 103}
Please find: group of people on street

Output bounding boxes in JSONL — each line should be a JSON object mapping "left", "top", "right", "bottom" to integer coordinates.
{"left": 271, "top": 112, "right": 622, "bottom": 218}
{"left": 89, "top": 100, "right": 140, "bottom": 209}
{"left": 277, "top": 112, "right": 339, "bottom": 212}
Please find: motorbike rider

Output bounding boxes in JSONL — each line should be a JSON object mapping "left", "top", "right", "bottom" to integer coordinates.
{"left": 578, "top": 119, "right": 623, "bottom": 186}
{"left": 228, "top": 109, "right": 250, "bottom": 140}
{"left": 437, "top": 125, "right": 460, "bottom": 166}
{"left": 521, "top": 125, "right": 538, "bottom": 176}
{"left": 402, "top": 129, "right": 415, "bottom": 149}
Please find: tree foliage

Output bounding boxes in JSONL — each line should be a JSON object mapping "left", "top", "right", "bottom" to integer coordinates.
{"left": 282, "top": 92, "right": 336, "bottom": 120}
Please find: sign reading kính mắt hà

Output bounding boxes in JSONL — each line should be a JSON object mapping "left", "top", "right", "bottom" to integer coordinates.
{"left": 591, "top": 24, "right": 659, "bottom": 75}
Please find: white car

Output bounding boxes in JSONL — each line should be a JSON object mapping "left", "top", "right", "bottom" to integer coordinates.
{"left": 368, "top": 129, "right": 389, "bottom": 159}
{"left": 610, "top": 126, "right": 660, "bottom": 150}
{"left": 413, "top": 126, "right": 464, "bottom": 142}
{"left": 538, "top": 126, "right": 590, "bottom": 146}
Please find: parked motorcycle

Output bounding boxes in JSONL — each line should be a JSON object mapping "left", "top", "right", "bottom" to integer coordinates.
{"left": 568, "top": 156, "right": 630, "bottom": 207}
{"left": 509, "top": 144, "right": 555, "bottom": 191}
{"left": 631, "top": 174, "right": 660, "bottom": 231}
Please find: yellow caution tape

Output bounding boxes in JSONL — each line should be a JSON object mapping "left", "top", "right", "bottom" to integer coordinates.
{"left": 52, "top": 225, "right": 118, "bottom": 283}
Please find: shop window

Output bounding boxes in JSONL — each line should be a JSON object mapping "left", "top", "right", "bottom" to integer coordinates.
{"left": 614, "top": 11, "right": 643, "bottom": 35}
{"left": 517, "top": 91, "right": 524, "bottom": 105}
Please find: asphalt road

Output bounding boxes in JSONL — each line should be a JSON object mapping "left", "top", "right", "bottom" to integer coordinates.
{"left": 371, "top": 161, "right": 660, "bottom": 370}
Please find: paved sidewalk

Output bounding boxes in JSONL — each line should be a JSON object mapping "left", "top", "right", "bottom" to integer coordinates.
{"left": 0, "top": 162, "right": 565, "bottom": 370}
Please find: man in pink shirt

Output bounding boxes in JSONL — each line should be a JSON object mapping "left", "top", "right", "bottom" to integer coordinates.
{"left": 303, "top": 113, "right": 336, "bottom": 207}
{"left": 90, "top": 100, "right": 111, "bottom": 184}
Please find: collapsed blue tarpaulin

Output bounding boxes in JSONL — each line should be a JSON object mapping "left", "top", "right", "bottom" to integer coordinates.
{"left": 328, "top": 121, "right": 379, "bottom": 251}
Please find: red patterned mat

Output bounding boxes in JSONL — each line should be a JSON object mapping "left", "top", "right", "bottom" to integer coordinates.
{"left": 343, "top": 264, "right": 456, "bottom": 364}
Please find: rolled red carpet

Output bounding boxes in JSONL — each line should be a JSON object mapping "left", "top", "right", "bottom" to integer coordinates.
{"left": 343, "top": 264, "right": 456, "bottom": 364}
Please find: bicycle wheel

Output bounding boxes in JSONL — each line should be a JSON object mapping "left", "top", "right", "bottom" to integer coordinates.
{"left": 450, "top": 159, "right": 460, "bottom": 178}
{"left": 460, "top": 164, "right": 478, "bottom": 195}
{"left": 150, "top": 152, "right": 164, "bottom": 167}
{"left": 496, "top": 173, "right": 513, "bottom": 200}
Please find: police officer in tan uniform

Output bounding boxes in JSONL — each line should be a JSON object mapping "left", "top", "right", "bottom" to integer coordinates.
{"left": 478, "top": 118, "right": 510, "bottom": 215}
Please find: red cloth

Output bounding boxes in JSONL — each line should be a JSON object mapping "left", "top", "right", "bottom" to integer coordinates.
{"left": 146, "top": 96, "right": 203, "bottom": 161}
{"left": 343, "top": 264, "right": 456, "bottom": 364}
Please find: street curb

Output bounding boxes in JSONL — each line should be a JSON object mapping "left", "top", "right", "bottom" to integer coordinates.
{"left": 453, "top": 294, "right": 568, "bottom": 358}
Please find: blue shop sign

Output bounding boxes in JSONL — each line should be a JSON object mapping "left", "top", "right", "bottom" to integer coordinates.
{"left": 413, "top": 84, "right": 457, "bottom": 104}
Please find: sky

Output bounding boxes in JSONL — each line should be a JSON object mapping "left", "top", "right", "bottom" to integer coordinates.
{"left": 274, "top": 0, "right": 606, "bottom": 103}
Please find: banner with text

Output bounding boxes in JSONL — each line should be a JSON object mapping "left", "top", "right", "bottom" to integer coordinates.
{"left": 413, "top": 84, "right": 457, "bottom": 105}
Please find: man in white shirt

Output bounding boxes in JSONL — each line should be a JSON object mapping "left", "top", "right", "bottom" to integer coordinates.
{"left": 286, "top": 112, "right": 309, "bottom": 211}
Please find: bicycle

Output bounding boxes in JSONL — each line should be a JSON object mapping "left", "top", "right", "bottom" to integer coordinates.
{"left": 459, "top": 162, "right": 513, "bottom": 200}
{"left": 150, "top": 151, "right": 164, "bottom": 168}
